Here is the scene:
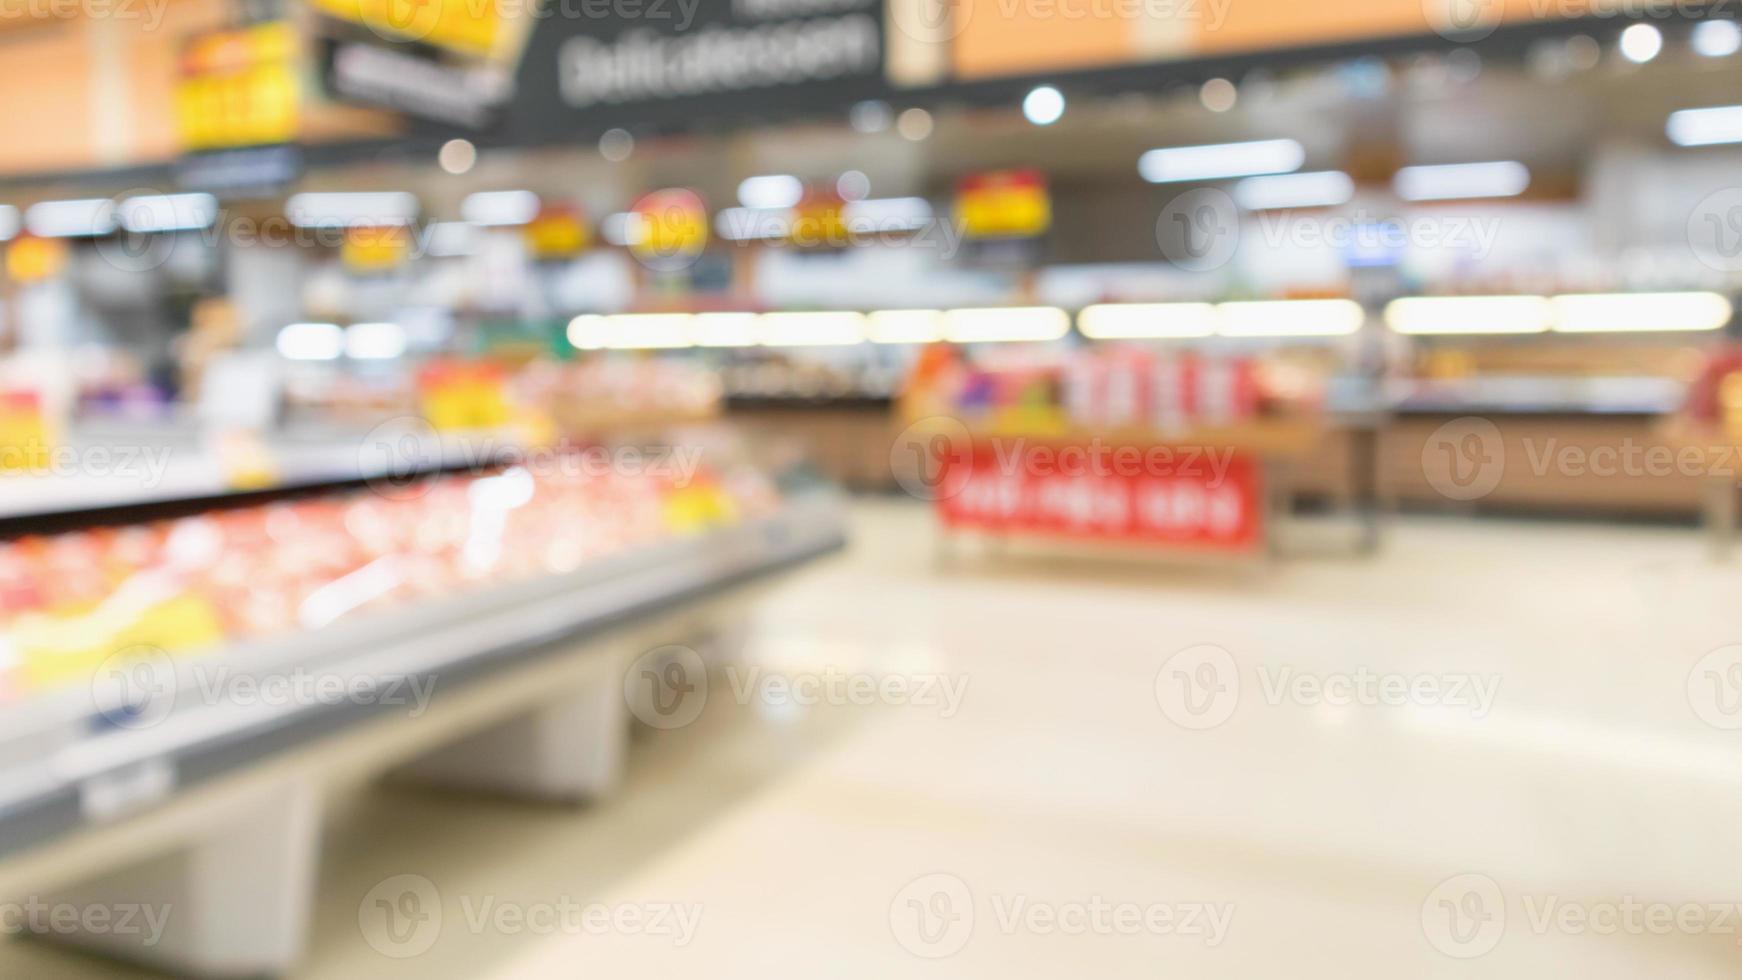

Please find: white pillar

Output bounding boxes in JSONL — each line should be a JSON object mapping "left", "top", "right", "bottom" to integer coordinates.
{"left": 30, "top": 779, "right": 320, "bottom": 978}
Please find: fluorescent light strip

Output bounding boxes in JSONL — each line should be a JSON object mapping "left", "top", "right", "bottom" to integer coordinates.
{"left": 276, "top": 323, "right": 345, "bottom": 361}
{"left": 567, "top": 314, "right": 694, "bottom": 350}
{"left": 118, "top": 193, "right": 217, "bottom": 233}
{"left": 0, "top": 205, "right": 17, "bottom": 242}
{"left": 867, "top": 309, "right": 945, "bottom": 344}
{"left": 1384, "top": 296, "right": 1552, "bottom": 335}
{"left": 738, "top": 175, "right": 804, "bottom": 210}
{"left": 1550, "top": 292, "right": 1732, "bottom": 333}
{"left": 691, "top": 313, "right": 760, "bottom": 347}
{"left": 1668, "top": 105, "right": 1742, "bottom": 147}
{"left": 25, "top": 199, "right": 117, "bottom": 238}
{"left": 1078, "top": 303, "right": 1217, "bottom": 339}
{"left": 346, "top": 322, "right": 407, "bottom": 360}
{"left": 758, "top": 312, "right": 867, "bottom": 347}
{"left": 943, "top": 307, "right": 1071, "bottom": 344}
{"left": 1233, "top": 171, "right": 1354, "bottom": 210}
{"left": 1393, "top": 161, "right": 1529, "bottom": 201}
{"left": 460, "top": 190, "right": 540, "bottom": 227}
{"left": 1217, "top": 299, "right": 1365, "bottom": 337}
{"left": 1138, "top": 139, "right": 1304, "bottom": 184}
{"left": 285, "top": 192, "right": 419, "bottom": 229}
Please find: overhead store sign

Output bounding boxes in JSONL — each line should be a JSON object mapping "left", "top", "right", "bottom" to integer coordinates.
{"left": 955, "top": 170, "right": 1051, "bottom": 240}
{"left": 320, "top": 39, "right": 516, "bottom": 128}
{"left": 558, "top": 3, "right": 882, "bottom": 107}
{"left": 306, "top": 0, "right": 510, "bottom": 59}
{"left": 306, "top": 0, "right": 540, "bottom": 128}
{"left": 935, "top": 0, "right": 1582, "bottom": 80}
{"left": 175, "top": 23, "right": 300, "bottom": 152}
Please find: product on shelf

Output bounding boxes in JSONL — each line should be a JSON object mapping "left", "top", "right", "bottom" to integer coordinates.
{"left": 515, "top": 357, "right": 722, "bottom": 431}
{"left": 0, "top": 452, "right": 782, "bottom": 707}
{"left": 0, "top": 391, "right": 49, "bottom": 472}
{"left": 906, "top": 345, "right": 1314, "bottom": 434}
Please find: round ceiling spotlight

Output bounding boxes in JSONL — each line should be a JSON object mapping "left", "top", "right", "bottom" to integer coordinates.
{"left": 897, "top": 108, "right": 934, "bottom": 141}
{"left": 599, "top": 128, "right": 635, "bottom": 162}
{"left": 1199, "top": 78, "right": 1237, "bottom": 112}
{"left": 1022, "top": 85, "right": 1065, "bottom": 126}
{"left": 438, "top": 139, "right": 476, "bottom": 175}
{"left": 1619, "top": 23, "right": 1663, "bottom": 63}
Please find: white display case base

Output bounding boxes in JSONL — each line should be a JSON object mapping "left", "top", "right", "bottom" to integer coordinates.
{"left": 392, "top": 653, "right": 628, "bottom": 802}
{"left": 28, "top": 780, "right": 319, "bottom": 978}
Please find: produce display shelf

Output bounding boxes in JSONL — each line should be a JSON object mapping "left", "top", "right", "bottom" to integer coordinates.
{"left": 0, "top": 489, "right": 845, "bottom": 860}
{"left": 0, "top": 427, "right": 522, "bottom": 527}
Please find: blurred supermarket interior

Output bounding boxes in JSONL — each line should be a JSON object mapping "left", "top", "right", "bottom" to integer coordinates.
{"left": 10, "top": 0, "right": 1742, "bottom": 977}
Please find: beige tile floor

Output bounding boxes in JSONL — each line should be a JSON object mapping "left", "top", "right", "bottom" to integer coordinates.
{"left": 9, "top": 500, "right": 1742, "bottom": 977}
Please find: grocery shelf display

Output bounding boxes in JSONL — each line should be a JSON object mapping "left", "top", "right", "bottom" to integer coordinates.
{"left": 0, "top": 442, "right": 845, "bottom": 975}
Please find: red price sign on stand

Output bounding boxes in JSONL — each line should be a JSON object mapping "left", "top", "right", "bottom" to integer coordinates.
{"left": 934, "top": 439, "right": 1263, "bottom": 551}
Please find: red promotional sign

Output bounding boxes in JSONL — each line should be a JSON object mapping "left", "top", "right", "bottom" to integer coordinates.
{"left": 935, "top": 439, "right": 1263, "bottom": 551}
